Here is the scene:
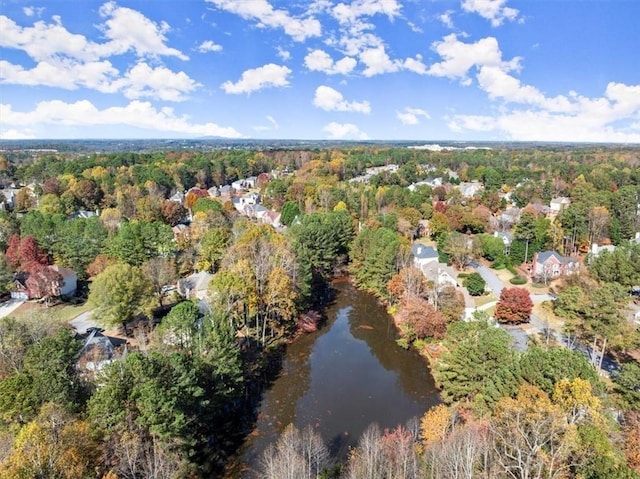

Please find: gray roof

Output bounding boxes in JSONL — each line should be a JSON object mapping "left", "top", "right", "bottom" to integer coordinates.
{"left": 412, "top": 243, "right": 438, "bottom": 259}
{"left": 536, "top": 250, "right": 574, "bottom": 264}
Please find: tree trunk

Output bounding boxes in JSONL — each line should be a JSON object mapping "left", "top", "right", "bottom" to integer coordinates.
{"left": 598, "top": 337, "right": 607, "bottom": 372}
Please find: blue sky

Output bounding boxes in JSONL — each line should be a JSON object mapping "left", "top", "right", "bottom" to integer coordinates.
{"left": 1, "top": 0, "right": 639, "bottom": 142}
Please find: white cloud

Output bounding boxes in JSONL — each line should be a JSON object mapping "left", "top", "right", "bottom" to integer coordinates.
{"left": 197, "top": 40, "right": 222, "bottom": 53}
{"left": 0, "top": 128, "right": 36, "bottom": 140}
{"left": 427, "top": 34, "right": 520, "bottom": 83}
{"left": 462, "top": 0, "right": 519, "bottom": 27}
{"left": 360, "top": 45, "right": 398, "bottom": 76}
{"left": 206, "top": 0, "right": 321, "bottom": 42}
{"left": 447, "top": 81, "right": 640, "bottom": 142}
{"left": 97, "top": 2, "right": 188, "bottom": 60}
{"left": 439, "top": 11, "right": 454, "bottom": 29}
{"left": 116, "top": 63, "right": 201, "bottom": 101}
{"left": 1, "top": 5, "right": 187, "bottom": 62}
{"left": 359, "top": 46, "right": 426, "bottom": 77}
{"left": 0, "top": 100, "right": 244, "bottom": 138}
{"left": 403, "top": 55, "right": 427, "bottom": 75}
{"left": 476, "top": 66, "right": 573, "bottom": 112}
{"left": 253, "top": 115, "right": 280, "bottom": 132}
{"left": 331, "top": 0, "right": 402, "bottom": 25}
{"left": 313, "top": 86, "right": 371, "bottom": 113}
{"left": 397, "top": 107, "right": 430, "bottom": 125}
{"left": 0, "top": 14, "right": 100, "bottom": 62}
{"left": 23, "top": 7, "right": 44, "bottom": 18}
{"left": 0, "top": 59, "right": 199, "bottom": 101}
{"left": 322, "top": 122, "right": 369, "bottom": 139}
{"left": 0, "top": 59, "right": 119, "bottom": 91}
{"left": 304, "top": 49, "right": 357, "bottom": 75}
{"left": 276, "top": 46, "right": 291, "bottom": 61}
{"left": 221, "top": 63, "right": 292, "bottom": 94}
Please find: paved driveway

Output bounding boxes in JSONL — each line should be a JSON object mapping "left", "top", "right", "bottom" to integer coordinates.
{"left": 472, "top": 262, "right": 505, "bottom": 297}
{"left": 0, "top": 298, "right": 26, "bottom": 318}
{"left": 69, "top": 310, "right": 99, "bottom": 334}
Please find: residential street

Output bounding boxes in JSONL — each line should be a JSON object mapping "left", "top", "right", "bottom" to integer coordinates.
{"left": 471, "top": 262, "right": 618, "bottom": 373}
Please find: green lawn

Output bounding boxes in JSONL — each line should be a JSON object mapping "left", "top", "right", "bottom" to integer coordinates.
{"left": 474, "top": 293, "right": 497, "bottom": 308}
{"left": 8, "top": 300, "right": 91, "bottom": 323}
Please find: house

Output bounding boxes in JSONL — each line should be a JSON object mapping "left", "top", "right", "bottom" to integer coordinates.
{"left": 497, "top": 207, "right": 521, "bottom": 230}
{"left": 178, "top": 271, "right": 213, "bottom": 301}
{"left": 219, "top": 185, "right": 233, "bottom": 197}
{"left": 0, "top": 188, "right": 18, "bottom": 210}
{"left": 77, "top": 327, "right": 127, "bottom": 373}
{"left": 261, "top": 210, "right": 282, "bottom": 228}
{"left": 232, "top": 193, "right": 262, "bottom": 213}
{"left": 169, "top": 191, "right": 185, "bottom": 203}
{"left": 589, "top": 243, "right": 616, "bottom": 258}
{"left": 531, "top": 251, "right": 578, "bottom": 280}
{"left": 412, "top": 243, "right": 439, "bottom": 268}
{"left": 207, "top": 186, "right": 220, "bottom": 197}
{"left": 73, "top": 210, "right": 98, "bottom": 220}
{"left": 50, "top": 265, "right": 77, "bottom": 297}
{"left": 11, "top": 265, "right": 77, "bottom": 300}
{"left": 420, "top": 262, "right": 458, "bottom": 289}
{"left": 493, "top": 231, "right": 512, "bottom": 254}
{"left": 172, "top": 224, "right": 190, "bottom": 242}
{"left": 457, "top": 181, "right": 484, "bottom": 198}
{"left": 408, "top": 178, "right": 442, "bottom": 192}
{"left": 231, "top": 179, "right": 245, "bottom": 191}
{"left": 549, "top": 197, "right": 571, "bottom": 213}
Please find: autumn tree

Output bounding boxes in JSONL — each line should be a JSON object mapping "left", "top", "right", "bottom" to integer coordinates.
{"left": 196, "top": 227, "right": 231, "bottom": 273}
{"left": 420, "top": 404, "right": 454, "bottom": 448}
{"left": 491, "top": 384, "right": 578, "bottom": 479}
{"left": 88, "top": 263, "right": 154, "bottom": 329}
{"left": 142, "top": 257, "right": 176, "bottom": 307}
{"left": 396, "top": 295, "right": 447, "bottom": 344}
{"left": 443, "top": 232, "right": 478, "bottom": 269}
{"left": 5, "top": 234, "right": 49, "bottom": 271}
{"left": 494, "top": 287, "right": 533, "bottom": 324}
{"left": 386, "top": 266, "right": 429, "bottom": 303}
{"left": 1, "top": 403, "right": 101, "bottom": 479}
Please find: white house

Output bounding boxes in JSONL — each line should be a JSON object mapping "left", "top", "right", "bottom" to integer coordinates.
{"left": 549, "top": 197, "right": 571, "bottom": 213}
{"left": 412, "top": 244, "right": 439, "bottom": 268}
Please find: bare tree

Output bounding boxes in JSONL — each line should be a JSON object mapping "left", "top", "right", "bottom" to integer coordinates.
{"left": 258, "top": 424, "right": 329, "bottom": 479}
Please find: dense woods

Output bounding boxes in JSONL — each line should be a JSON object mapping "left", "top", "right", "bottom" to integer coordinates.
{"left": 0, "top": 143, "right": 639, "bottom": 477}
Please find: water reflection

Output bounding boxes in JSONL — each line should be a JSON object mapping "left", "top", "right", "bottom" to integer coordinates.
{"left": 234, "top": 280, "right": 441, "bottom": 477}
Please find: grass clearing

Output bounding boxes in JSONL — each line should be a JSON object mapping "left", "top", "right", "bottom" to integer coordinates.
{"left": 474, "top": 293, "right": 497, "bottom": 308}
{"left": 8, "top": 300, "right": 91, "bottom": 323}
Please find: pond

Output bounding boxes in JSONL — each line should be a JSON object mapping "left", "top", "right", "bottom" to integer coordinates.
{"left": 230, "top": 280, "right": 441, "bottom": 477}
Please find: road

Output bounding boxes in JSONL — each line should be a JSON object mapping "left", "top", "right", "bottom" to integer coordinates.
{"left": 471, "top": 262, "right": 618, "bottom": 374}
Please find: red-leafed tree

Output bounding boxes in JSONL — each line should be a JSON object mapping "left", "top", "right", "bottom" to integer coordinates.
{"left": 495, "top": 287, "right": 533, "bottom": 324}
{"left": 25, "top": 263, "right": 63, "bottom": 300}
{"left": 5, "top": 235, "right": 49, "bottom": 271}
{"left": 396, "top": 295, "right": 447, "bottom": 341}
{"left": 184, "top": 188, "right": 208, "bottom": 212}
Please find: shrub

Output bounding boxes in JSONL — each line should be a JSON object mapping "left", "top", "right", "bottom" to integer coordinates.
{"left": 510, "top": 276, "right": 527, "bottom": 285}
{"left": 463, "top": 272, "right": 487, "bottom": 296}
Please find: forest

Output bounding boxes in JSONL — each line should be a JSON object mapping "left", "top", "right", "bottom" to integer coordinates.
{"left": 0, "top": 144, "right": 639, "bottom": 478}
